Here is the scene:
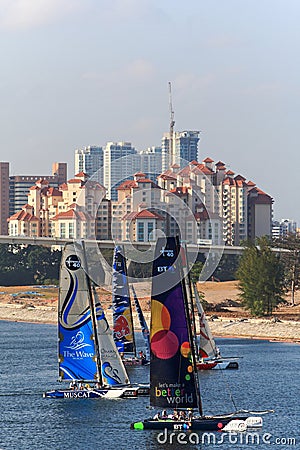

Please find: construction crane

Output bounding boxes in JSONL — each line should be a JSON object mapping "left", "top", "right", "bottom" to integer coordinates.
{"left": 168, "top": 81, "right": 175, "bottom": 166}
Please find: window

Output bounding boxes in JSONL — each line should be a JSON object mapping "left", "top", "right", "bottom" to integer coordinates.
{"left": 137, "top": 222, "right": 144, "bottom": 242}
{"left": 60, "top": 223, "right": 66, "bottom": 238}
{"left": 69, "top": 222, "right": 74, "bottom": 238}
{"left": 147, "top": 222, "right": 154, "bottom": 241}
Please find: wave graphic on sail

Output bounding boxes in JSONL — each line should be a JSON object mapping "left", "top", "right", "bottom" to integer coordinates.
{"left": 66, "top": 331, "right": 92, "bottom": 350}
{"left": 60, "top": 270, "right": 92, "bottom": 329}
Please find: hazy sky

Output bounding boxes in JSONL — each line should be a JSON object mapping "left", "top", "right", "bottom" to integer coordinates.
{"left": 0, "top": 0, "right": 299, "bottom": 224}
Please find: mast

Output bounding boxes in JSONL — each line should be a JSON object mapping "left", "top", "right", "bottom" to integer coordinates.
{"left": 179, "top": 244, "right": 203, "bottom": 416}
{"left": 131, "top": 285, "right": 150, "bottom": 360}
{"left": 58, "top": 242, "right": 103, "bottom": 383}
{"left": 168, "top": 81, "right": 175, "bottom": 166}
{"left": 112, "top": 245, "right": 136, "bottom": 356}
{"left": 81, "top": 241, "right": 102, "bottom": 385}
{"left": 181, "top": 245, "right": 198, "bottom": 352}
{"left": 193, "top": 282, "right": 218, "bottom": 359}
{"left": 150, "top": 236, "right": 202, "bottom": 412}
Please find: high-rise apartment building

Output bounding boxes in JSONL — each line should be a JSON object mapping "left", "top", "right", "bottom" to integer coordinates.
{"left": 9, "top": 162, "right": 67, "bottom": 216}
{"left": 103, "top": 142, "right": 138, "bottom": 200}
{"left": 75, "top": 146, "right": 104, "bottom": 184}
{"left": 162, "top": 130, "right": 200, "bottom": 171}
{"left": 138, "top": 146, "right": 162, "bottom": 183}
{"left": 0, "top": 162, "right": 9, "bottom": 235}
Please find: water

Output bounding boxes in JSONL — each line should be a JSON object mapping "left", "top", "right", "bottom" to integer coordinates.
{"left": 0, "top": 321, "right": 299, "bottom": 450}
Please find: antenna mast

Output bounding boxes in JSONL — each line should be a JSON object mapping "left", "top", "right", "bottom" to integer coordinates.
{"left": 168, "top": 81, "right": 175, "bottom": 166}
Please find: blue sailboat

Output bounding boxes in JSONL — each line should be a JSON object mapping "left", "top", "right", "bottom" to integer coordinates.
{"left": 44, "top": 241, "right": 149, "bottom": 399}
{"left": 112, "top": 245, "right": 149, "bottom": 366}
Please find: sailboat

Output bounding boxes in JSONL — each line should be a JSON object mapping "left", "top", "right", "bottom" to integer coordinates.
{"left": 193, "top": 284, "right": 239, "bottom": 370}
{"left": 131, "top": 236, "right": 271, "bottom": 430}
{"left": 44, "top": 241, "right": 149, "bottom": 399}
{"left": 112, "top": 245, "right": 149, "bottom": 366}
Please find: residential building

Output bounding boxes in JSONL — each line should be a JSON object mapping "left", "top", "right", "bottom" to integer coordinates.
{"left": 0, "top": 162, "right": 9, "bottom": 235}
{"left": 9, "top": 162, "right": 67, "bottom": 216}
{"left": 161, "top": 130, "right": 200, "bottom": 171}
{"left": 103, "top": 142, "right": 138, "bottom": 200}
{"left": 272, "top": 219, "right": 297, "bottom": 239}
{"left": 157, "top": 157, "right": 273, "bottom": 245}
{"left": 8, "top": 172, "right": 107, "bottom": 241}
{"left": 75, "top": 146, "right": 104, "bottom": 184}
{"left": 138, "top": 147, "right": 162, "bottom": 183}
{"left": 111, "top": 172, "right": 163, "bottom": 241}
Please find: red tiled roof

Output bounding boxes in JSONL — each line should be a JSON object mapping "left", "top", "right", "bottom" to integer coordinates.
{"left": 226, "top": 170, "right": 235, "bottom": 175}
{"left": 215, "top": 161, "right": 225, "bottom": 166}
{"left": 157, "top": 169, "right": 177, "bottom": 180}
{"left": 51, "top": 209, "right": 91, "bottom": 221}
{"left": 177, "top": 166, "right": 191, "bottom": 177}
{"left": 123, "top": 209, "right": 165, "bottom": 221}
{"left": 117, "top": 180, "right": 138, "bottom": 190}
{"left": 67, "top": 178, "right": 83, "bottom": 184}
{"left": 75, "top": 171, "right": 89, "bottom": 177}
{"left": 203, "top": 157, "right": 214, "bottom": 163}
{"left": 235, "top": 175, "right": 246, "bottom": 181}
{"left": 223, "top": 177, "right": 235, "bottom": 186}
{"left": 8, "top": 210, "right": 39, "bottom": 222}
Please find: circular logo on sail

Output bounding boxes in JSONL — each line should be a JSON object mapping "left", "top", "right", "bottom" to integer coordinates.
{"left": 65, "top": 254, "right": 81, "bottom": 270}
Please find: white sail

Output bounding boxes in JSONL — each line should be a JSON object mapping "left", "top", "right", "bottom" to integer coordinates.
{"left": 93, "top": 287, "right": 130, "bottom": 386}
{"left": 193, "top": 283, "right": 218, "bottom": 359}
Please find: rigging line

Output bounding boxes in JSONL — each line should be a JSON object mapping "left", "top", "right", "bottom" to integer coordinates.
{"left": 218, "top": 367, "right": 238, "bottom": 411}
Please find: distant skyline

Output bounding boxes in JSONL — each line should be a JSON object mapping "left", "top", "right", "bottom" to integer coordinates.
{"left": 1, "top": 0, "right": 299, "bottom": 224}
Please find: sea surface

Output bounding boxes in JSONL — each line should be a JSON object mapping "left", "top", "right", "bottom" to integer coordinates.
{"left": 0, "top": 320, "right": 299, "bottom": 450}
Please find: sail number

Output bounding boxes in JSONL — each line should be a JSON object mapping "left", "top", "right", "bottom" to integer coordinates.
{"left": 65, "top": 255, "right": 81, "bottom": 270}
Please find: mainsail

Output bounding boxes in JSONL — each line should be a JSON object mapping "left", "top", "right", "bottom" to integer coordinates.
{"left": 58, "top": 241, "right": 129, "bottom": 386}
{"left": 131, "top": 285, "right": 150, "bottom": 360}
{"left": 193, "top": 283, "right": 218, "bottom": 359}
{"left": 150, "top": 236, "right": 202, "bottom": 411}
{"left": 112, "top": 245, "right": 135, "bottom": 355}
{"left": 92, "top": 286, "right": 129, "bottom": 386}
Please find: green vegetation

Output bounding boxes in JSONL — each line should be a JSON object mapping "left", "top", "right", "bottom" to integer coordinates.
{"left": 236, "top": 236, "right": 286, "bottom": 316}
{"left": 0, "top": 244, "right": 61, "bottom": 286}
{"left": 274, "top": 235, "right": 300, "bottom": 306}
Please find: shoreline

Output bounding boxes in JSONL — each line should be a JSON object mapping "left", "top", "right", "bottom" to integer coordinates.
{"left": 1, "top": 303, "right": 299, "bottom": 344}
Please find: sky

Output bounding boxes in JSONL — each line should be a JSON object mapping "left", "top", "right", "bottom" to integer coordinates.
{"left": 0, "top": 0, "right": 299, "bottom": 225}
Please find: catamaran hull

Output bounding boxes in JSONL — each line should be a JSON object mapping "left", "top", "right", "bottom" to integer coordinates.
{"left": 123, "top": 358, "right": 149, "bottom": 367}
{"left": 196, "top": 360, "right": 239, "bottom": 370}
{"left": 43, "top": 387, "right": 141, "bottom": 399}
{"left": 43, "top": 383, "right": 150, "bottom": 399}
{"left": 131, "top": 416, "right": 248, "bottom": 431}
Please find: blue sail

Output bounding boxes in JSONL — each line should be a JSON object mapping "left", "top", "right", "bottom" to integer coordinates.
{"left": 131, "top": 285, "right": 150, "bottom": 360}
{"left": 112, "top": 246, "right": 135, "bottom": 354}
{"left": 58, "top": 243, "right": 99, "bottom": 381}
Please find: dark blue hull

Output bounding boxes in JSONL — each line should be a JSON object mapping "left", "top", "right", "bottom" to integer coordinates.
{"left": 131, "top": 415, "right": 248, "bottom": 431}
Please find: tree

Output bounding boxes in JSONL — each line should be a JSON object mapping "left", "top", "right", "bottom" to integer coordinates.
{"left": 212, "top": 254, "right": 241, "bottom": 281}
{"left": 236, "top": 236, "right": 286, "bottom": 316}
{"left": 273, "top": 235, "right": 300, "bottom": 306}
{"left": 189, "top": 261, "right": 204, "bottom": 283}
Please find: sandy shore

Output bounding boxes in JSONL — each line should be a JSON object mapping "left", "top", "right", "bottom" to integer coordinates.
{"left": 0, "top": 282, "right": 299, "bottom": 343}
{"left": 0, "top": 302, "right": 299, "bottom": 343}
